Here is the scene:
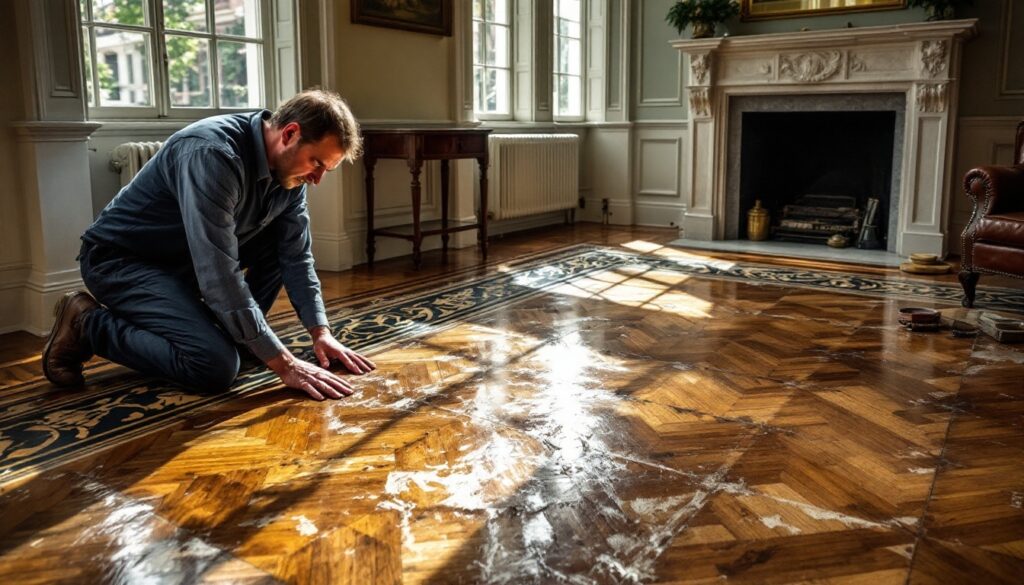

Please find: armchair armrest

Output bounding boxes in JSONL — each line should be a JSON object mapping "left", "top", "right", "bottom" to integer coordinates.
{"left": 964, "top": 164, "right": 1024, "bottom": 216}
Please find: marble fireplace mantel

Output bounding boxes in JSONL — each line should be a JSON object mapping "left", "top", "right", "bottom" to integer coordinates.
{"left": 670, "top": 19, "right": 978, "bottom": 257}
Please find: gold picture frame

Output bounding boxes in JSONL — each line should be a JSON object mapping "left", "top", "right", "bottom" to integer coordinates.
{"left": 741, "top": 0, "right": 907, "bottom": 21}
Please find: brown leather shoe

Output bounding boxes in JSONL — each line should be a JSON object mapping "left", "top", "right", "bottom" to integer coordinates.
{"left": 42, "top": 291, "right": 99, "bottom": 387}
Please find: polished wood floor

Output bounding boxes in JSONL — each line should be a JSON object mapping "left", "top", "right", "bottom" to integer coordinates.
{"left": 1, "top": 224, "right": 1022, "bottom": 584}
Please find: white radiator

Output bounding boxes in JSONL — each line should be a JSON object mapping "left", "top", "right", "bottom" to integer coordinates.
{"left": 487, "top": 134, "right": 579, "bottom": 221}
{"left": 110, "top": 141, "right": 163, "bottom": 187}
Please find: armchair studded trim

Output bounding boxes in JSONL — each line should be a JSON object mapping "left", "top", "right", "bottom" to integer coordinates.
{"left": 959, "top": 121, "right": 1024, "bottom": 308}
{"left": 1019, "top": 121, "right": 1024, "bottom": 165}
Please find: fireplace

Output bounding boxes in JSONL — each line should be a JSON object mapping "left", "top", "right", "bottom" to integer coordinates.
{"left": 671, "top": 20, "right": 978, "bottom": 257}
{"left": 727, "top": 94, "right": 903, "bottom": 252}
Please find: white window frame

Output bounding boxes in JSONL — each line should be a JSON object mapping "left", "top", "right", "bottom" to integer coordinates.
{"left": 470, "top": 0, "right": 604, "bottom": 125}
{"left": 472, "top": 0, "right": 514, "bottom": 121}
{"left": 79, "top": 0, "right": 277, "bottom": 120}
{"left": 553, "top": 0, "right": 585, "bottom": 122}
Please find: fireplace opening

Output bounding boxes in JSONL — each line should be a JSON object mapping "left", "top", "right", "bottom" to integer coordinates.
{"left": 738, "top": 111, "right": 897, "bottom": 248}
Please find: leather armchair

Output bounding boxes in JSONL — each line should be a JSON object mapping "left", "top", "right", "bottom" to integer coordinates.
{"left": 959, "top": 121, "right": 1024, "bottom": 307}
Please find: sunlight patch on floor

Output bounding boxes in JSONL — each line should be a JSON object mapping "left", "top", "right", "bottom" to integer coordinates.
{"left": 545, "top": 273, "right": 714, "bottom": 317}
{"left": 622, "top": 239, "right": 739, "bottom": 271}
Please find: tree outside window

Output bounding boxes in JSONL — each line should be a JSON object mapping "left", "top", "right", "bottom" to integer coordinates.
{"left": 81, "top": 0, "right": 266, "bottom": 115}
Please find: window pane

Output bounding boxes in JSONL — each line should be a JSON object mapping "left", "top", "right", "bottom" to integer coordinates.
{"left": 167, "top": 35, "right": 211, "bottom": 107}
{"left": 481, "top": 24, "right": 509, "bottom": 67}
{"left": 216, "top": 0, "right": 261, "bottom": 38}
{"left": 475, "top": 67, "right": 509, "bottom": 115}
{"left": 483, "top": 24, "right": 496, "bottom": 66}
{"left": 484, "top": 68, "right": 498, "bottom": 113}
{"left": 163, "top": 0, "right": 207, "bottom": 32}
{"left": 561, "top": 38, "right": 580, "bottom": 75}
{"left": 556, "top": 75, "right": 581, "bottom": 117}
{"left": 474, "top": 22, "right": 484, "bottom": 65}
{"left": 556, "top": 37, "right": 570, "bottom": 73}
{"left": 218, "top": 41, "right": 263, "bottom": 107}
{"left": 492, "top": 0, "right": 509, "bottom": 25}
{"left": 488, "top": 25, "right": 509, "bottom": 68}
{"left": 93, "top": 0, "right": 145, "bottom": 26}
{"left": 94, "top": 28, "right": 152, "bottom": 106}
{"left": 473, "top": 67, "right": 485, "bottom": 112}
{"left": 472, "top": 2, "right": 510, "bottom": 117}
{"left": 486, "top": 68, "right": 509, "bottom": 114}
{"left": 558, "top": 17, "right": 580, "bottom": 38}
{"left": 82, "top": 27, "right": 95, "bottom": 106}
{"left": 565, "top": 76, "right": 581, "bottom": 117}
{"left": 494, "top": 69, "right": 510, "bottom": 114}
{"left": 556, "top": 75, "right": 563, "bottom": 114}
{"left": 557, "top": 0, "right": 581, "bottom": 20}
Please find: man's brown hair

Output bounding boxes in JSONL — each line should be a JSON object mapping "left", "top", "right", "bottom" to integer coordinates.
{"left": 270, "top": 89, "right": 362, "bottom": 161}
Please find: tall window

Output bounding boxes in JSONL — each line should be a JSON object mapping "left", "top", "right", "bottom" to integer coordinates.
{"left": 553, "top": 0, "right": 583, "bottom": 119}
{"left": 472, "top": 0, "right": 511, "bottom": 118}
{"left": 80, "top": 0, "right": 269, "bottom": 117}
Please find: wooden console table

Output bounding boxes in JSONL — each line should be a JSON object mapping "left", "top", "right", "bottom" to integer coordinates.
{"left": 361, "top": 128, "right": 492, "bottom": 268}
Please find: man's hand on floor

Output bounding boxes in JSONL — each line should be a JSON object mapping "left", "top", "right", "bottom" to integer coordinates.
{"left": 309, "top": 325, "right": 377, "bottom": 375}
{"left": 266, "top": 351, "right": 355, "bottom": 401}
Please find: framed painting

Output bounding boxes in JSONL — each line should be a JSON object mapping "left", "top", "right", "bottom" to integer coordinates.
{"left": 351, "top": 0, "right": 452, "bottom": 36}
{"left": 741, "top": 0, "right": 906, "bottom": 21}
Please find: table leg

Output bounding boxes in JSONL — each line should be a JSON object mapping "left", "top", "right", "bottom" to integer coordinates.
{"left": 440, "top": 159, "right": 450, "bottom": 263}
{"left": 477, "top": 156, "right": 489, "bottom": 259}
{"left": 364, "top": 157, "right": 377, "bottom": 267}
{"left": 409, "top": 157, "right": 424, "bottom": 269}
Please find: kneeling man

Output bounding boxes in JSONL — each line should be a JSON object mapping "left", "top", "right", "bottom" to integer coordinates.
{"left": 43, "top": 89, "right": 375, "bottom": 400}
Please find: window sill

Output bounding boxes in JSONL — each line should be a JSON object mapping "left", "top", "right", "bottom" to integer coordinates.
{"left": 479, "top": 120, "right": 632, "bottom": 130}
{"left": 89, "top": 119, "right": 193, "bottom": 134}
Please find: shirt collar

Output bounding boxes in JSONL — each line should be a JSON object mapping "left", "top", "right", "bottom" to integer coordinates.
{"left": 251, "top": 109, "right": 273, "bottom": 183}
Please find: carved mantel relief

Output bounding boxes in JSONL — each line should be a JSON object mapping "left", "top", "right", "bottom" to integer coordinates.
{"left": 689, "top": 87, "right": 712, "bottom": 118}
{"left": 916, "top": 82, "right": 948, "bottom": 113}
{"left": 690, "top": 53, "right": 710, "bottom": 86}
{"left": 779, "top": 51, "right": 842, "bottom": 83}
{"left": 920, "top": 40, "right": 948, "bottom": 78}
{"left": 849, "top": 53, "right": 867, "bottom": 73}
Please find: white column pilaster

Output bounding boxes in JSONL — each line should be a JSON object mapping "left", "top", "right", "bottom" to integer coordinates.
{"left": 13, "top": 122, "right": 101, "bottom": 334}
{"left": 306, "top": 0, "right": 354, "bottom": 270}
{"left": 7, "top": 0, "right": 98, "bottom": 334}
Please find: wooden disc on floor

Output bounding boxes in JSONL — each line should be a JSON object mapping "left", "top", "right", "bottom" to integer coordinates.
{"left": 909, "top": 253, "right": 939, "bottom": 265}
{"left": 900, "top": 261, "right": 951, "bottom": 274}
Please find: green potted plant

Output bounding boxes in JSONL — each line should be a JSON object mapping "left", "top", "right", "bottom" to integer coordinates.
{"left": 907, "top": 0, "right": 972, "bottom": 21}
{"left": 666, "top": 0, "right": 740, "bottom": 39}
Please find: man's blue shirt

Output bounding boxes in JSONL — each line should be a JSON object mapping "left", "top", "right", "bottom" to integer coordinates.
{"left": 83, "top": 110, "right": 328, "bottom": 361}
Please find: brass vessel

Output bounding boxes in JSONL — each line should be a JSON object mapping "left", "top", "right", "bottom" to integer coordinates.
{"left": 827, "top": 233, "right": 850, "bottom": 248}
{"left": 747, "top": 200, "right": 769, "bottom": 241}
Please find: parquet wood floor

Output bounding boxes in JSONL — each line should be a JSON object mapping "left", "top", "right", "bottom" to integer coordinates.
{"left": 0, "top": 224, "right": 1022, "bottom": 584}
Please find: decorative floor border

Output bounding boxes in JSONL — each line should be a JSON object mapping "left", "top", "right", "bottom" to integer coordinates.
{"left": 1, "top": 245, "right": 1021, "bottom": 486}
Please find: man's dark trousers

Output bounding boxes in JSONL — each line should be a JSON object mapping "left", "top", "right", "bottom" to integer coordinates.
{"left": 78, "top": 232, "right": 283, "bottom": 392}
